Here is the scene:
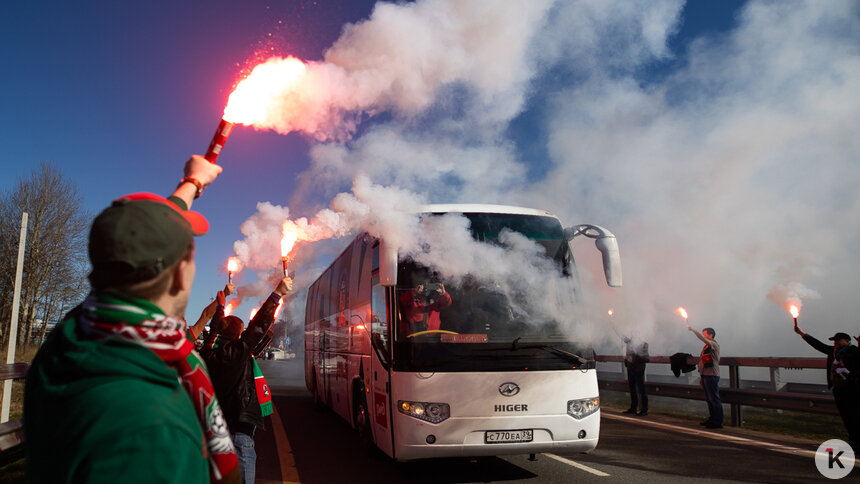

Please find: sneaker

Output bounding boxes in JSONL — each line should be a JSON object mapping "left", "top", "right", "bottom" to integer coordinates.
{"left": 636, "top": 410, "right": 648, "bottom": 416}
{"left": 622, "top": 409, "right": 636, "bottom": 414}
{"left": 705, "top": 422, "right": 723, "bottom": 429}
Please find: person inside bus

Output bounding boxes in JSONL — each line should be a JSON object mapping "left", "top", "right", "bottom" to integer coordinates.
{"left": 399, "top": 278, "right": 453, "bottom": 335}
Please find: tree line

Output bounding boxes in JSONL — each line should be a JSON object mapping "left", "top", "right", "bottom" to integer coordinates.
{"left": 0, "top": 162, "right": 90, "bottom": 349}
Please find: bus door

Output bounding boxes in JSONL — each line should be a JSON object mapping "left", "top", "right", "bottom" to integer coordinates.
{"left": 370, "top": 265, "right": 394, "bottom": 457}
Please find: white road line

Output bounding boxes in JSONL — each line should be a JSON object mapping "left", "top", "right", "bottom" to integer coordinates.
{"left": 603, "top": 412, "right": 816, "bottom": 458}
{"left": 544, "top": 453, "right": 611, "bottom": 477}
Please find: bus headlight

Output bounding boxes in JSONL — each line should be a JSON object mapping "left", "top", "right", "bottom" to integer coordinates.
{"left": 567, "top": 397, "right": 599, "bottom": 420}
{"left": 398, "top": 400, "right": 450, "bottom": 424}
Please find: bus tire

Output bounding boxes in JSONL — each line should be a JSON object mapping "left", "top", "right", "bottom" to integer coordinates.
{"left": 353, "top": 384, "right": 373, "bottom": 449}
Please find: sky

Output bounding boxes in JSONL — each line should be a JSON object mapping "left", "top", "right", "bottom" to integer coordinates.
{"left": 1, "top": 0, "right": 858, "bottom": 359}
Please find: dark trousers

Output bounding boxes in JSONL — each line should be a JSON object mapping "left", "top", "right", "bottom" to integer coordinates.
{"left": 832, "top": 386, "right": 860, "bottom": 452}
{"left": 627, "top": 368, "right": 648, "bottom": 412}
{"left": 702, "top": 375, "right": 723, "bottom": 425}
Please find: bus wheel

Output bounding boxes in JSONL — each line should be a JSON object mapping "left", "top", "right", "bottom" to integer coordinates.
{"left": 353, "top": 387, "right": 373, "bottom": 448}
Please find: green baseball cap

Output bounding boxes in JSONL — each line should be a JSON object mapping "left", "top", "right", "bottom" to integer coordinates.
{"left": 88, "top": 193, "right": 209, "bottom": 287}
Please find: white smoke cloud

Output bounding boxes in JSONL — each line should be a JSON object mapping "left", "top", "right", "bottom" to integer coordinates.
{"left": 231, "top": 0, "right": 860, "bottom": 356}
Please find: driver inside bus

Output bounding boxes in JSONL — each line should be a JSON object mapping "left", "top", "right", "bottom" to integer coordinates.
{"left": 400, "top": 279, "right": 453, "bottom": 336}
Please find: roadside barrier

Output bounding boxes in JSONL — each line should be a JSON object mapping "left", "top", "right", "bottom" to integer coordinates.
{"left": 0, "top": 363, "right": 27, "bottom": 466}
{"left": 596, "top": 354, "right": 835, "bottom": 426}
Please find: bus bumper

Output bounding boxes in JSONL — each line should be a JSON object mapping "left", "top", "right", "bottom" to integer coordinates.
{"left": 392, "top": 410, "right": 600, "bottom": 461}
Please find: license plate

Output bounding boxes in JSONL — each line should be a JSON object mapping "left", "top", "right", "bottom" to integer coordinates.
{"left": 485, "top": 429, "right": 533, "bottom": 444}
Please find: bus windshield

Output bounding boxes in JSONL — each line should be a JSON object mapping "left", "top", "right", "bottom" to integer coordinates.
{"left": 392, "top": 213, "right": 593, "bottom": 372}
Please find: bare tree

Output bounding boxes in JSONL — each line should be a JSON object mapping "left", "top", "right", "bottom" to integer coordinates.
{"left": 0, "top": 162, "right": 90, "bottom": 347}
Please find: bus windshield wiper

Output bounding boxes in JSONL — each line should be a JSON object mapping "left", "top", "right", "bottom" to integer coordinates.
{"left": 510, "top": 339, "right": 588, "bottom": 365}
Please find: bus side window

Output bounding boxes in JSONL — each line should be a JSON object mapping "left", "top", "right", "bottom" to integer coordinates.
{"left": 371, "top": 242, "right": 389, "bottom": 365}
{"left": 371, "top": 283, "right": 388, "bottom": 352}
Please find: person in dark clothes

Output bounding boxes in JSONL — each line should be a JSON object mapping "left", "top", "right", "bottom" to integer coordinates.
{"left": 795, "top": 325, "right": 859, "bottom": 452}
{"left": 622, "top": 336, "right": 650, "bottom": 416}
{"left": 203, "top": 276, "right": 292, "bottom": 484}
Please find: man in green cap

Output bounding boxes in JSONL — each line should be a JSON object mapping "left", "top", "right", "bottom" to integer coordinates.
{"left": 24, "top": 155, "right": 241, "bottom": 483}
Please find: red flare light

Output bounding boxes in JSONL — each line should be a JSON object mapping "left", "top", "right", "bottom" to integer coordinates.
{"left": 281, "top": 223, "right": 298, "bottom": 277}
{"left": 676, "top": 306, "right": 688, "bottom": 321}
{"left": 224, "top": 300, "right": 236, "bottom": 317}
{"left": 607, "top": 309, "right": 614, "bottom": 316}
{"left": 249, "top": 307, "right": 259, "bottom": 321}
{"left": 788, "top": 304, "right": 800, "bottom": 319}
{"left": 203, "top": 56, "right": 309, "bottom": 164}
{"left": 227, "top": 257, "right": 239, "bottom": 284}
{"left": 275, "top": 299, "right": 285, "bottom": 319}
{"left": 223, "top": 56, "right": 308, "bottom": 126}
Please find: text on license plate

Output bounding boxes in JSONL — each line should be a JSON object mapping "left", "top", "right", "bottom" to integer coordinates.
{"left": 485, "top": 429, "right": 533, "bottom": 444}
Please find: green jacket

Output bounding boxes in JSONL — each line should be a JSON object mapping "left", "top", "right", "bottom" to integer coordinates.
{"left": 24, "top": 305, "right": 208, "bottom": 483}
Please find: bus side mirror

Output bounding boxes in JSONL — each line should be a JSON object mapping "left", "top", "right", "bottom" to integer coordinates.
{"left": 563, "top": 224, "right": 622, "bottom": 288}
{"left": 379, "top": 239, "right": 398, "bottom": 287}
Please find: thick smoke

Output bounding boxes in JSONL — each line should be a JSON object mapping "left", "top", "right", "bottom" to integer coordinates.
{"left": 232, "top": 0, "right": 860, "bottom": 356}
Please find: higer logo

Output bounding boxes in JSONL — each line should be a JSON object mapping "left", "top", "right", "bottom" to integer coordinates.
{"left": 815, "top": 439, "right": 855, "bottom": 479}
{"left": 494, "top": 404, "right": 528, "bottom": 412}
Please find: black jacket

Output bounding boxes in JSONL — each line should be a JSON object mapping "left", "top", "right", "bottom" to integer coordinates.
{"left": 670, "top": 352, "right": 696, "bottom": 378}
{"left": 802, "top": 334, "right": 859, "bottom": 390}
{"left": 202, "top": 292, "right": 280, "bottom": 432}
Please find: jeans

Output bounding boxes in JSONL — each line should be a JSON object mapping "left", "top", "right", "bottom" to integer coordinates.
{"left": 627, "top": 369, "right": 648, "bottom": 412}
{"left": 232, "top": 430, "right": 256, "bottom": 484}
{"left": 701, "top": 375, "right": 723, "bottom": 425}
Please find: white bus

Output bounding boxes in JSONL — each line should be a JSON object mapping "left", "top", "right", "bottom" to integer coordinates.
{"left": 304, "top": 204, "right": 621, "bottom": 461}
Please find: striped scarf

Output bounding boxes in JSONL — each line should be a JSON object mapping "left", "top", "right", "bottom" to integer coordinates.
{"left": 701, "top": 344, "right": 715, "bottom": 368}
{"left": 78, "top": 293, "right": 239, "bottom": 483}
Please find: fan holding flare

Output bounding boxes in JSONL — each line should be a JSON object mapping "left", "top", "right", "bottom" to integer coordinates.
{"left": 793, "top": 320, "right": 860, "bottom": 451}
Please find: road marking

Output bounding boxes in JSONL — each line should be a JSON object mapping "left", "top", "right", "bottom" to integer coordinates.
{"left": 544, "top": 453, "right": 611, "bottom": 476}
{"left": 270, "top": 404, "right": 301, "bottom": 484}
{"left": 603, "top": 412, "right": 816, "bottom": 458}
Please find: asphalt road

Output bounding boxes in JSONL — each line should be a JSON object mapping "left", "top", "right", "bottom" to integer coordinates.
{"left": 254, "top": 359, "right": 857, "bottom": 483}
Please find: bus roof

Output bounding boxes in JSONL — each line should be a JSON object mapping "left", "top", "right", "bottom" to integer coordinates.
{"left": 418, "top": 204, "right": 560, "bottom": 219}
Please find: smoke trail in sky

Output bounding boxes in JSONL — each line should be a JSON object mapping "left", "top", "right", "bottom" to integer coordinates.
{"left": 232, "top": 0, "right": 860, "bottom": 355}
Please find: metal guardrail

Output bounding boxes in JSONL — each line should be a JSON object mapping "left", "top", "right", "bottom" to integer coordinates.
{"left": 595, "top": 355, "right": 836, "bottom": 426}
{"left": 0, "top": 362, "right": 28, "bottom": 464}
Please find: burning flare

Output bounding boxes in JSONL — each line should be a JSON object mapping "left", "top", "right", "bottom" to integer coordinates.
{"left": 788, "top": 304, "right": 800, "bottom": 319}
{"left": 281, "top": 223, "right": 298, "bottom": 277}
{"left": 676, "top": 306, "right": 689, "bottom": 321}
{"left": 223, "top": 56, "right": 309, "bottom": 127}
{"left": 224, "top": 300, "right": 236, "bottom": 317}
{"left": 275, "top": 299, "right": 285, "bottom": 319}
{"left": 607, "top": 309, "right": 614, "bottom": 316}
{"left": 227, "top": 258, "right": 239, "bottom": 273}
{"left": 281, "top": 226, "right": 298, "bottom": 258}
